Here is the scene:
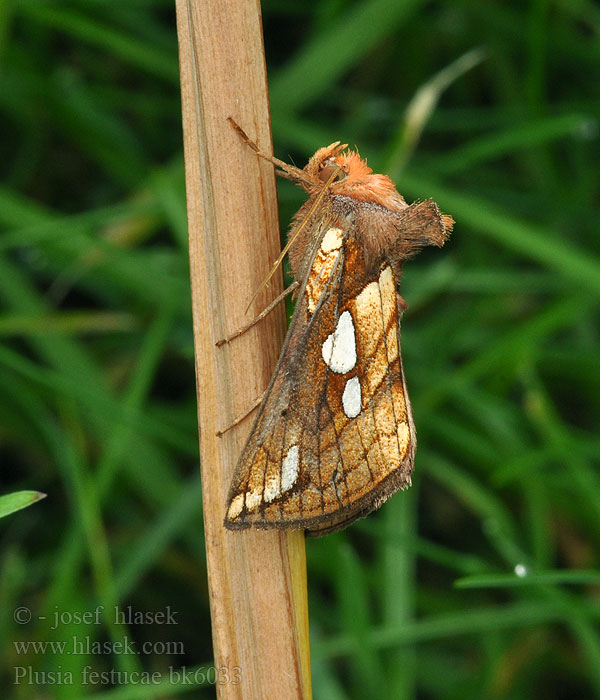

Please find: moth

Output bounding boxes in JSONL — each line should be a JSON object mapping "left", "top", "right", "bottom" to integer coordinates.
{"left": 223, "top": 121, "right": 453, "bottom": 536}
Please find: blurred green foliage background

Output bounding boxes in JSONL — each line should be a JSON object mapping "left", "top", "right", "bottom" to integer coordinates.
{"left": 1, "top": 1, "right": 599, "bottom": 698}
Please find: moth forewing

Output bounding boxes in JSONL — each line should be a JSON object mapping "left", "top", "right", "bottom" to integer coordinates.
{"left": 224, "top": 133, "right": 453, "bottom": 535}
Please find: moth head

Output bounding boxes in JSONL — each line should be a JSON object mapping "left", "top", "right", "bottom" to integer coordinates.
{"left": 302, "top": 141, "right": 348, "bottom": 186}
{"left": 303, "top": 143, "right": 407, "bottom": 213}
{"left": 317, "top": 158, "right": 347, "bottom": 184}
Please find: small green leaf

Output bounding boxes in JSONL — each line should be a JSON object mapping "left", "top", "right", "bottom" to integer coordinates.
{"left": 0, "top": 491, "right": 47, "bottom": 519}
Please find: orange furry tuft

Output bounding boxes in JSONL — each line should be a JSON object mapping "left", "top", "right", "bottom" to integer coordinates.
{"left": 300, "top": 144, "right": 407, "bottom": 212}
{"left": 333, "top": 150, "right": 407, "bottom": 212}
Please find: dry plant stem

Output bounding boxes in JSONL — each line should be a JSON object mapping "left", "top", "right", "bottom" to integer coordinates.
{"left": 175, "top": 1, "right": 311, "bottom": 699}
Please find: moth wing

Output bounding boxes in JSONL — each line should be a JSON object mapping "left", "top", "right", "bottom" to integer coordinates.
{"left": 225, "top": 229, "right": 415, "bottom": 535}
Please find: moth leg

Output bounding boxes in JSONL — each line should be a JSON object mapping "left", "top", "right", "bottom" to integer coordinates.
{"left": 397, "top": 292, "right": 408, "bottom": 311}
{"left": 215, "top": 391, "right": 265, "bottom": 437}
{"left": 216, "top": 281, "right": 299, "bottom": 347}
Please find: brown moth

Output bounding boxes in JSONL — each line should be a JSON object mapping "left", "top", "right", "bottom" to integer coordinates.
{"left": 224, "top": 123, "right": 453, "bottom": 536}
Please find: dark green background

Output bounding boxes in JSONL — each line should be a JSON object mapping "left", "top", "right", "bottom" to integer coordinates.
{"left": 2, "top": 1, "right": 599, "bottom": 698}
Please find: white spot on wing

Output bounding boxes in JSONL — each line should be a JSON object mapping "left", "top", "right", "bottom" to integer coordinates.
{"left": 263, "top": 477, "right": 280, "bottom": 504}
{"left": 227, "top": 494, "right": 244, "bottom": 520}
{"left": 245, "top": 488, "right": 262, "bottom": 512}
{"left": 342, "top": 376, "right": 362, "bottom": 418}
{"left": 262, "top": 445, "right": 300, "bottom": 504}
{"left": 320, "top": 227, "right": 343, "bottom": 253}
{"left": 281, "top": 445, "right": 300, "bottom": 493}
{"left": 321, "top": 310, "right": 357, "bottom": 373}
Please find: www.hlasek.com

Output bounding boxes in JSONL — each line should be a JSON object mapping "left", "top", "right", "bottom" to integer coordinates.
{"left": 14, "top": 636, "right": 183, "bottom": 656}
{"left": 14, "top": 665, "right": 242, "bottom": 686}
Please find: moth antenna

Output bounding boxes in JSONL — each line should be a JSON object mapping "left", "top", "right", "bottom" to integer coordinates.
{"left": 244, "top": 164, "right": 344, "bottom": 314}
{"left": 228, "top": 118, "right": 314, "bottom": 186}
